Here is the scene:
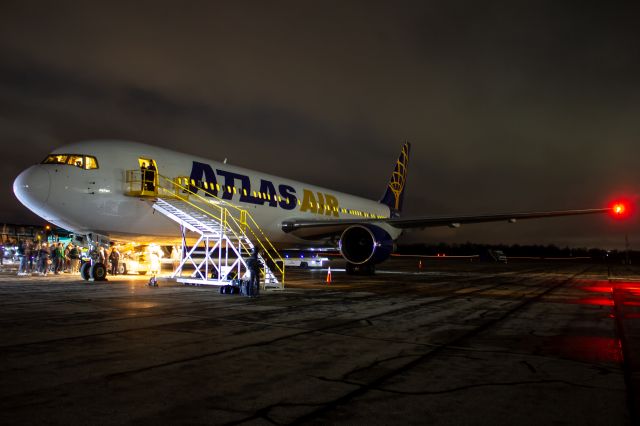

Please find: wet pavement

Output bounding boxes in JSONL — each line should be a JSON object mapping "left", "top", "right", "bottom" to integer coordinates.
{"left": 0, "top": 259, "right": 638, "bottom": 425}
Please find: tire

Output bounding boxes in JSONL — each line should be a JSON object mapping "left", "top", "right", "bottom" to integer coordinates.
{"left": 80, "top": 262, "right": 91, "bottom": 280}
{"left": 300, "top": 262, "right": 309, "bottom": 269}
{"left": 138, "top": 271, "right": 147, "bottom": 275}
{"left": 90, "top": 262, "right": 107, "bottom": 281}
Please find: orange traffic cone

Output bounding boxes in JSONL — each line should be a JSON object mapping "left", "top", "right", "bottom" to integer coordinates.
{"left": 326, "top": 267, "right": 332, "bottom": 284}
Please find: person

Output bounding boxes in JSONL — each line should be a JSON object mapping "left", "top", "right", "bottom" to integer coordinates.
{"left": 246, "top": 248, "right": 261, "bottom": 297}
{"left": 98, "top": 246, "right": 106, "bottom": 265}
{"left": 170, "top": 245, "right": 180, "bottom": 272}
{"left": 63, "top": 244, "right": 71, "bottom": 272}
{"left": 38, "top": 243, "right": 50, "bottom": 276}
{"left": 149, "top": 245, "right": 162, "bottom": 275}
{"left": 27, "top": 241, "right": 35, "bottom": 273}
{"left": 17, "top": 240, "right": 28, "bottom": 275}
{"left": 49, "top": 242, "right": 58, "bottom": 274}
{"left": 54, "top": 243, "right": 64, "bottom": 274}
{"left": 140, "top": 163, "right": 147, "bottom": 192}
{"left": 145, "top": 162, "right": 156, "bottom": 191}
{"left": 109, "top": 246, "right": 120, "bottom": 275}
{"left": 69, "top": 244, "right": 80, "bottom": 273}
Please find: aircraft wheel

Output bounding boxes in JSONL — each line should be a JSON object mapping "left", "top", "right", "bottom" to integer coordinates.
{"left": 90, "top": 262, "right": 107, "bottom": 281}
{"left": 80, "top": 262, "right": 91, "bottom": 280}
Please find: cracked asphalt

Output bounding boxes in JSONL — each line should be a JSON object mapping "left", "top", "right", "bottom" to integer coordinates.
{"left": 0, "top": 258, "right": 637, "bottom": 425}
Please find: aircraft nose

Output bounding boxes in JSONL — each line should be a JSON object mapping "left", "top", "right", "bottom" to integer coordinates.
{"left": 13, "top": 165, "right": 51, "bottom": 212}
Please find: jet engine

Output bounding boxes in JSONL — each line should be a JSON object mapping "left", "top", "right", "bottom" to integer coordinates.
{"left": 338, "top": 224, "right": 394, "bottom": 265}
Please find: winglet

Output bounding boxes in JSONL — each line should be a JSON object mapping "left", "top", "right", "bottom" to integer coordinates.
{"left": 379, "top": 142, "right": 410, "bottom": 217}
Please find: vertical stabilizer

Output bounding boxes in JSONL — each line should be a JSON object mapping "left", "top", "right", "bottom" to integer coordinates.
{"left": 379, "top": 142, "right": 410, "bottom": 217}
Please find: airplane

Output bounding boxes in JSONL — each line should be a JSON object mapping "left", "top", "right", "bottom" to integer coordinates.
{"left": 12, "top": 140, "right": 627, "bottom": 279}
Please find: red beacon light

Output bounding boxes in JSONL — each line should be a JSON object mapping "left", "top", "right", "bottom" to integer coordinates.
{"left": 613, "top": 203, "right": 626, "bottom": 215}
{"left": 610, "top": 200, "right": 632, "bottom": 219}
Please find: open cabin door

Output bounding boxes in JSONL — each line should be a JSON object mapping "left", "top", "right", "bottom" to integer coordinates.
{"left": 138, "top": 157, "right": 158, "bottom": 194}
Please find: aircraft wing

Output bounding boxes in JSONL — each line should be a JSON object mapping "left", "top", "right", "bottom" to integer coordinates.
{"left": 383, "top": 208, "right": 611, "bottom": 229}
{"left": 281, "top": 207, "right": 611, "bottom": 238}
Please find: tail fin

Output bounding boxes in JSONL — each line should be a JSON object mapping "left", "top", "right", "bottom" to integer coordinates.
{"left": 379, "top": 142, "right": 410, "bottom": 217}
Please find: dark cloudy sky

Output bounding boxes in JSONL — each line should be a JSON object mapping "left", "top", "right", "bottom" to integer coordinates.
{"left": 1, "top": 1, "right": 638, "bottom": 248}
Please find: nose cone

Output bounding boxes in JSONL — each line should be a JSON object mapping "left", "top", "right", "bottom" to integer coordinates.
{"left": 13, "top": 166, "right": 51, "bottom": 213}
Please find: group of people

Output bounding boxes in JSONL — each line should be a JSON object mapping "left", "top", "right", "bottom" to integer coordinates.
{"left": 16, "top": 240, "right": 123, "bottom": 277}
{"left": 17, "top": 240, "right": 82, "bottom": 276}
{"left": 140, "top": 162, "right": 156, "bottom": 192}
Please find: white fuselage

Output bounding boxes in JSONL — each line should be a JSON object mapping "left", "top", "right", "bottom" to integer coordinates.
{"left": 14, "top": 140, "right": 395, "bottom": 246}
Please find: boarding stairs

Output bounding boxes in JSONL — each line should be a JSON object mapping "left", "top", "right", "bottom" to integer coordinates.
{"left": 125, "top": 171, "right": 284, "bottom": 289}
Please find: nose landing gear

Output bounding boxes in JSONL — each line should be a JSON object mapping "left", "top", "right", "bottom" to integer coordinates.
{"left": 80, "top": 261, "right": 108, "bottom": 282}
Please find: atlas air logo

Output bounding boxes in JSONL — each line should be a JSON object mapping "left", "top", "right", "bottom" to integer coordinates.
{"left": 388, "top": 144, "right": 409, "bottom": 210}
{"left": 189, "top": 161, "right": 340, "bottom": 217}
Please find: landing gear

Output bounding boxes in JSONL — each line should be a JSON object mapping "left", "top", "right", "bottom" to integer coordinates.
{"left": 77, "top": 234, "right": 111, "bottom": 282}
{"left": 345, "top": 262, "right": 376, "bottom": 275}
{"left": 90, "top": 262, "right": 107, "bottom": 281}
{"left": 80, "top": 262, "right": 91, "bottom": 280}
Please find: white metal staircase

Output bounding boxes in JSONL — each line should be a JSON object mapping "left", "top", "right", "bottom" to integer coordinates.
{"left": 152, "top": 195, "right": 282, "bottom": 289}
{"left": 124, "top": 171, "right": 285, "bottom": 289}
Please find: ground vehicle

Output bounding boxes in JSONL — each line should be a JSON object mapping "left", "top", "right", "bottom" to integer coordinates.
{"left": 118, "top": 250, "right": 147, "bottom": 275}
{"left": 116, "top": 244, "right": 165, "bottom": 275}
{"left": 281, "top": 254, "right": 329, "bottom": 268}
{"left": 488, "top": 249, "right": 508, "bottom": 263}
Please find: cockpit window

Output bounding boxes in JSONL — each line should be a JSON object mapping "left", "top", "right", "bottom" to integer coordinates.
{"left": 67, "top": 155, "right": 84, "bottom": 168}
{"left": 43, "top": 154, "right": 68, "bottom": 165}
{"left": 84, "top": 156, "right": 98, "bottom": 169}
{"left": 42, "top": 154, "right": 99, "bottom": 170}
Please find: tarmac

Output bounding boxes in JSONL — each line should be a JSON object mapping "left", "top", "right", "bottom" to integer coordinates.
{"left": 0, "top": 258, "right": 639, "bottom": 425}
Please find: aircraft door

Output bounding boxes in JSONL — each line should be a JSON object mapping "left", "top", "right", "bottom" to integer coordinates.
{"left": 138, "top": 158, "right": 158, "bottom": 193}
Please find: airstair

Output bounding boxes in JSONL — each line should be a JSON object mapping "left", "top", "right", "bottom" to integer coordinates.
{"left": 125, "top": 171, "right": 284, "bottom": 289}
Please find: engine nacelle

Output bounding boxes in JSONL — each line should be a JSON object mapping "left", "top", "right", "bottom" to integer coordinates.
{"left": 339, "top": 224, "right": 394, "bottom": 265}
